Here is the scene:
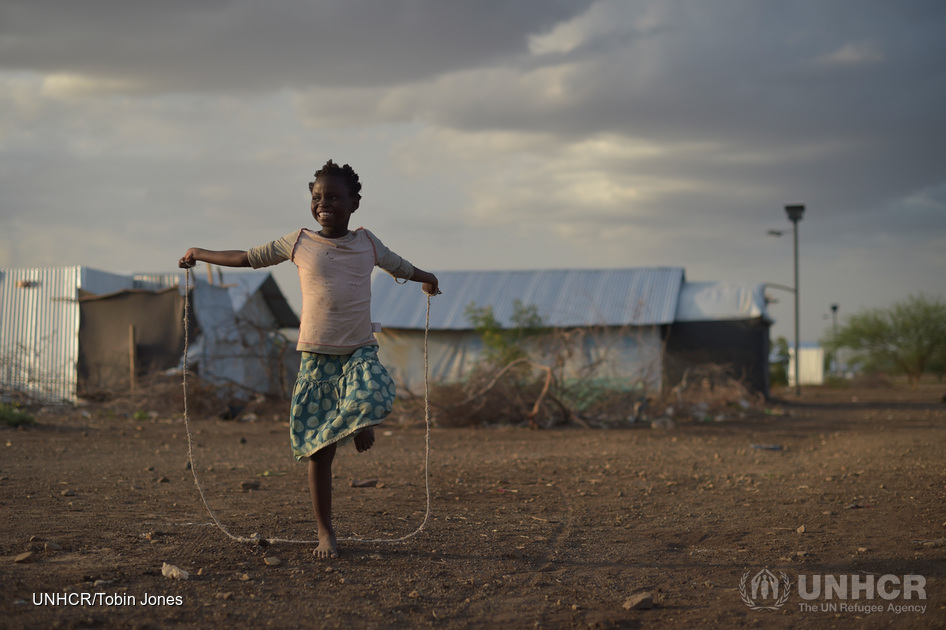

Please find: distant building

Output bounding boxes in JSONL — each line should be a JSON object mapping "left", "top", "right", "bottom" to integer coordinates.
{"left": 370, "top": 268, "right": 773, "bottom": 397}
{"left": 788, "top": 343, "right": 825, "bottom": 386}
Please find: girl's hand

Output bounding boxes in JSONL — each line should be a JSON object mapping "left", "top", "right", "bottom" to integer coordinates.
{"left": 411, "top": 269, "right": 440, "bottom": 296}
{"left": 422, "top": 278, "right": 440, "bottom": 296}
{"left": 179, "top": 248, "right": 200, "bottom": 269}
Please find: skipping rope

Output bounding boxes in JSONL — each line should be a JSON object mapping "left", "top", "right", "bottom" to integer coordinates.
{"left": 180, "top": 267, "right": 433, "bottom": 545}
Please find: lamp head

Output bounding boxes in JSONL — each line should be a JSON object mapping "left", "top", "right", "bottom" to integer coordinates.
{"left": 785, "top": 204, "right": 806, "bottom": 223}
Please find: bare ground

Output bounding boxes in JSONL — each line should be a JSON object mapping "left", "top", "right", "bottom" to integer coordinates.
{"left": 2, "top": 384, "right": 945, "bottom": 629}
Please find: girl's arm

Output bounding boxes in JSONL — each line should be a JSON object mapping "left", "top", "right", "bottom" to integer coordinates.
{"left": 410, "top": 267, "right": 440, "bottom": 296}
{"left": 179, "top": 248, "right": 250, "bottom": 269}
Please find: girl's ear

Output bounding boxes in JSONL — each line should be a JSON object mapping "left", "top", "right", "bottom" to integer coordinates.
{"left": 351, "top": 197, "right": 360, "bottom": 212}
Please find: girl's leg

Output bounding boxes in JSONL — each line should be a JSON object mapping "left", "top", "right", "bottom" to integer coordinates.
{"left": 309, "top": 442, "right": 338, "bottom": 558}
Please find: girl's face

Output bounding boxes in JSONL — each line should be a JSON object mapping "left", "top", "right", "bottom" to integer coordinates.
{"left": 310, "top": 174, "right": 359, "bottom": 238}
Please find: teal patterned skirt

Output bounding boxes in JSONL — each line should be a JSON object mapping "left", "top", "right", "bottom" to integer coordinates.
{"left": 289, "top": 345, "right": 396, "bottom": 460}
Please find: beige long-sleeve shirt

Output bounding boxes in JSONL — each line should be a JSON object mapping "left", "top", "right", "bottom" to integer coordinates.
{"left": 247, "top": 227, "right": 413, "bottom": 354}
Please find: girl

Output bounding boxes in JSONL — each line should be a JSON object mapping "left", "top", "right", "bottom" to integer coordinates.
{"left": 179, "top": 160, "right": 439, "bottom": 558}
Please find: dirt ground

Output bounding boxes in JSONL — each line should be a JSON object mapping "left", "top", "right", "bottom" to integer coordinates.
{"left": 2, "top": 383, "right": 945, "bottom": 629}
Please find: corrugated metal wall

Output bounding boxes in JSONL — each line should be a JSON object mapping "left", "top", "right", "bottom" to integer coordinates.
{"left": 0, "top": 266, "right": 135, "bottom": 403}
{"left": 0, "top": 267, "right": 82, "bottom": 403}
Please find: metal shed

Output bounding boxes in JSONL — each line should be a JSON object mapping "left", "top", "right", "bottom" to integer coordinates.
{"left": 371, "top": 269, "right": 773, "bottom": 396}
{"left": 370, "top": 268, "right": 685, "bottom": 394}
{"left": 1, "top": 266, "right": 299, "bottom": 404}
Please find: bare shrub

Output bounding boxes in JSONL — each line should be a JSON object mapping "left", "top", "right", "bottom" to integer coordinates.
{"left": 93, "top": 371, "right": 287, "bottom": 422}
{"left": 660, "top": 364, "right": 765, "bottom": 422}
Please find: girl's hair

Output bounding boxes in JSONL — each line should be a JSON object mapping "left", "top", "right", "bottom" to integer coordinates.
{"left": 309, "top": 160, "right": 362, "bottom": 198}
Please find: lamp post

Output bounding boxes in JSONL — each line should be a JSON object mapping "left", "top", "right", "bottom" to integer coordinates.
{"left": 785, "top": 204, "right": 805, "bottom": 396}
{"left": 830, "top": 303, "right": 839, "bottom": 376}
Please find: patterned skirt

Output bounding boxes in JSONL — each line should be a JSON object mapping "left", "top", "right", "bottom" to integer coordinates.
{"left": 289, "top": 345, "right": 396, "bottom": 460}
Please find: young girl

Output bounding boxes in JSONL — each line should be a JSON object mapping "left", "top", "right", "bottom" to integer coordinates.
{"left": 179, "top": 160, "right": 439, "bottom": 558}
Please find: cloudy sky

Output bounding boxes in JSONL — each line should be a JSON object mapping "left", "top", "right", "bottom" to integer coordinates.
{"left": 2, "top": 0, "right": 944, "bottom": 343}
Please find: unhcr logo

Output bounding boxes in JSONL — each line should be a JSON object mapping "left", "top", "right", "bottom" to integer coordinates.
{"left": 739, "top": 569, "right": 928, "bottom": 615}
{"left": 739, "top": 568, "right": 792, "bottom": 610}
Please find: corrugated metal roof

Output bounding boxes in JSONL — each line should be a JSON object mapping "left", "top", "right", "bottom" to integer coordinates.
{"left": 371, "top": 268, "right": 685, "bottom": 330}
{"left": 80, "top": 268, "right": 135, "bottom": 295}
{"left": 133, "top": 272, "right": 183, "bottom": 293}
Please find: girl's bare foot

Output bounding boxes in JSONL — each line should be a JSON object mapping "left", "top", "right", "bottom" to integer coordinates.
{"left": 354, "top": 427, "right": 375, "bottom": 453}
{"left": 314, "top": 531, "right": 337, "bottom": 559}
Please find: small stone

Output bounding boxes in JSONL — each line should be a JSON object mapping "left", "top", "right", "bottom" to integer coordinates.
{"left": 858, "top": 547, "right": 868, "bottom": 553}
{"left": 161, "top": 562, "right": 189, "bottom": 580}
{"left": 351, "top": 478, "right": 379, "bottom": 488}
{"left": 45, "top": 541, "right": 63, "bottom": 551}
{"left": 623, "top": 592, "right": 654, "bottom": 610}
{"left": 215, "top": 592, "right": 233, "bottom": 600}
{"left": 157, "top": 476, "right": 170, "bottom": 483}
{"left": 797, "top": 525, "right": 806, "bottom": 534}
{"left": 239, "top": 573, "right": 252, "bottom": 581}
{"left": 263, "top": 557, "right": 281, "bottom": 566}
{"left": 241, "top": 480, "right": 260, "bottom": 492}
{"left": 61, "top": 489, "right": 76, "bottom": 497}
{"left": 408, "top": 591, "right": 420, "bottom": 599}
{"left": 93, "top": 579, "right": 112, "bottom": 587}
{"left": 14, "top": 551, "right": 35, "bottom": 564}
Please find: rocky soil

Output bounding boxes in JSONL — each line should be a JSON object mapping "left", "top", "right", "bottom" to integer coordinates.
{"left": 2, "top": 384, "right": 945, "bottom": 629}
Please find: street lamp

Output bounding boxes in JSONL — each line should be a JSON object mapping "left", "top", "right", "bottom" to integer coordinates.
{"left": 785, "top": 204, "right": 805, "bottom": 396}
{"left": 830, "top": 303, "right": 839, "bottom": 376}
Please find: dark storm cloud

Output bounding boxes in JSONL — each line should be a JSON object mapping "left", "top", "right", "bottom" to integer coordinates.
{"left": 0, "top": 0, "right": 594, "bottom": 91}
{"left": 363, "top": 0, "right": 946, "bottom": 229}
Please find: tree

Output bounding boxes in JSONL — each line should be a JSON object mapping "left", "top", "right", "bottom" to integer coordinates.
{"left": 834, "top": 294, "right": 946, "bottom": 390}
{"left": 769, "top": 336, "right": 790, "bottom": 387}
{"left": 464, "top": 299, "right": 547, "bottom": 367}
